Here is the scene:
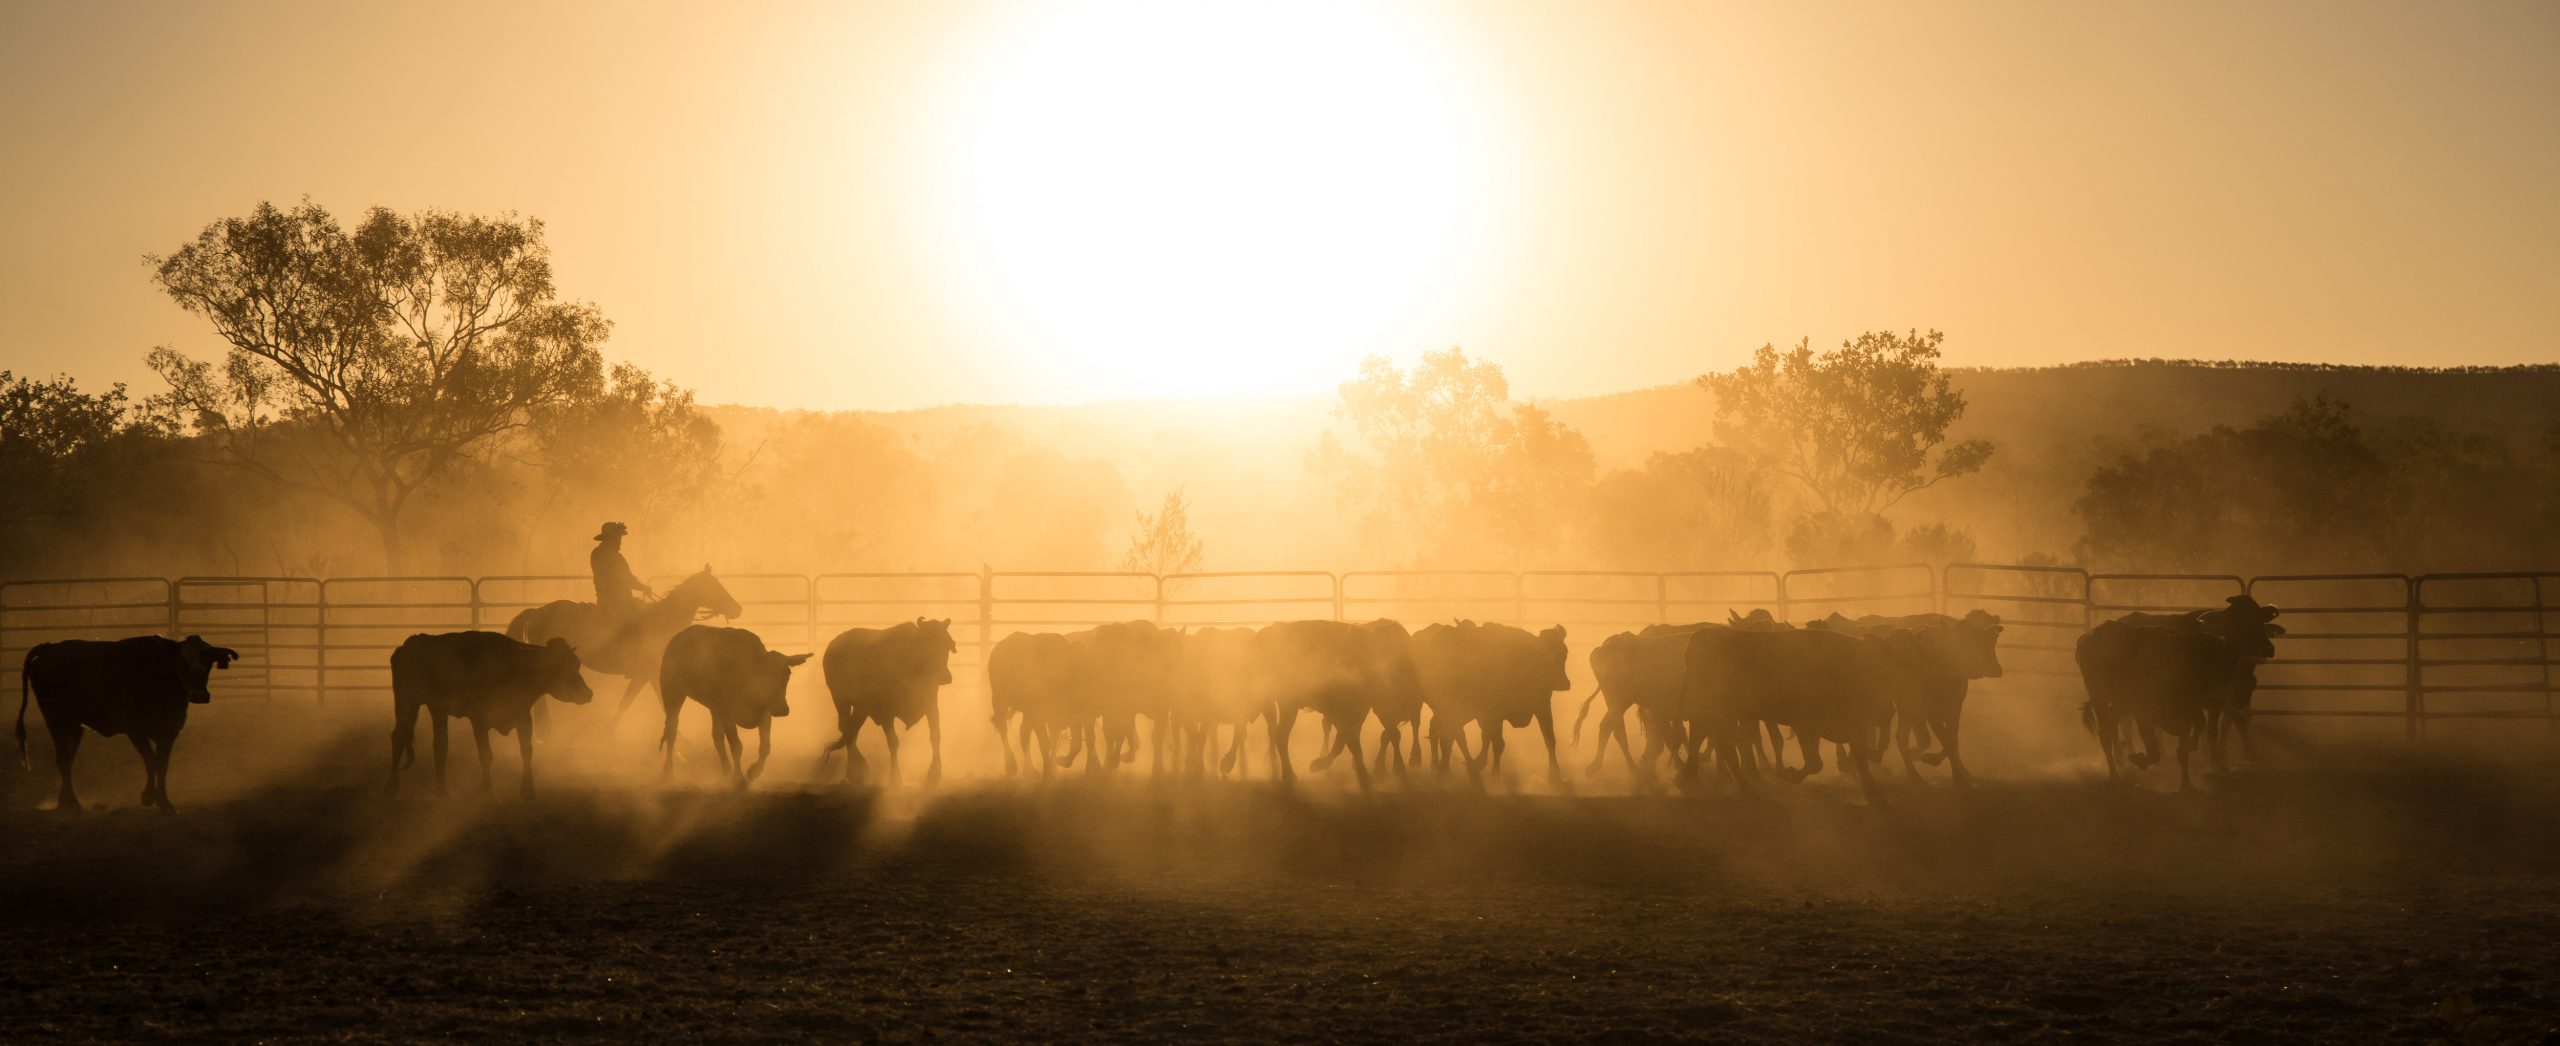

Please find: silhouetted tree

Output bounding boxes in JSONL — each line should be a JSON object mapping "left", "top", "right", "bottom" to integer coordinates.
{"left": 1583, "top": 447, "right": 1773, "bottom": 570}
{"left": 0, "top": 373, "right": 173, "bottom": 570}
{"left": 148, "top": 200, "right": 610, "bottom": 570}
{"left": 1310, "top": 348, "right": 1594, "bottom": 566}
{"left": 531, "top": 361, "right": 725, "bottom": 535}
{"left": 2074, "top": 396, "right": 2393, "bottom": 571}
{"left": 1120, "top": 489, "right": 1206, "bottom": 575}
{"left": 1701, "top": 330, "right": 1993, "bottom": 516}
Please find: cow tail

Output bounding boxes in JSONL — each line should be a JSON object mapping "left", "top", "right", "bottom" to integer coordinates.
{"left": 1570, "top": 686, "right": 1603, "bottom": 745}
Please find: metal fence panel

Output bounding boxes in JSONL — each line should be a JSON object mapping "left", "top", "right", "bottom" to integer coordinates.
{"left": 2411, "top": 573, "right": 2557, "bottom": 729}
{"left": 0, "top": 578, "right": 175, "bottom": 697}
{"left": 316, "top": 577, "right": 477, "bottom": 701}
{"left": 1944, "top": 563, "right": 2089, "bottom": 700}
{"left": 2244, "top": 574, "right": 2413, "bottom": 727}
{"left": 175, "top": 577, "right": 321, "bottom": 700}
{"left": 1781, "top": 564, "right": 1937, "bottom": 621}
{"left": 1340, "top": 571, "right": 1522, "bottom": 627}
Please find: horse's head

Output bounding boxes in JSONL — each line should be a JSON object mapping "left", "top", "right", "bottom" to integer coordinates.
{"left": 672, "top": 565, "right": 745, "bottom": 621}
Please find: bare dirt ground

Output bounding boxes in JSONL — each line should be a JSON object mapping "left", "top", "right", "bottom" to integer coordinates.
{"left": 4, "top": 702, "right": 2558, "bottom": 1042}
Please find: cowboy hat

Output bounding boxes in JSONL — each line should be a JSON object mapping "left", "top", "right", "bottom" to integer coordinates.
{"left": 594, "top": 521, "right": 629, "bottom": 540}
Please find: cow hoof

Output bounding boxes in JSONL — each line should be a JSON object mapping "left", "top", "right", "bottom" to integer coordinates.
{"left": 1775, "top": 768, "right": 1810, "bottom": 785}
{"left": 2128, "top": 753, "right": 2157, "bottom": 769}
{"left": 1918, "top": 753, "right": 1946, "bottom": 766}
{"left": 925, "top": 768, "right": 943, "bottom": 788}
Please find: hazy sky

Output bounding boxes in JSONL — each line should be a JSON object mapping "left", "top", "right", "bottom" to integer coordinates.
{"left": 3, "top": 0, "right": 2554, "bottom": 409}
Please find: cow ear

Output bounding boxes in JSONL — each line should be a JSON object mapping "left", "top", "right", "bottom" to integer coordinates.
{"left": 2265, "top": 623, "right": 2288, "bottom": 638}
{"left": 783, "top": 652, "right": 814, "bottom": 667}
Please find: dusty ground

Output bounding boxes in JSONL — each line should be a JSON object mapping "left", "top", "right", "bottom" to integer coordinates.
{"left": 3, "top": 702, "right": 2557, "bottom": 1041}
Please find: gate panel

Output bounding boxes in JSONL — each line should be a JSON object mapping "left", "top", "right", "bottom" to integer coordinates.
{"left": 1661, "top": 572, "right": 1784, "bottom": 627}
{"left": 2244, "top": 575, "right": 2412, "bottom": 725}
{"left": 1340, "top": 571, "right": 1520, "bottom": 627}
{"left": 175, "top": 577, "right": 320, "bottom": 700}
{"left": 315, "top": 577, "right": 477, "bottom": 700}
{"left": 2411, "top": 573, "right": 2557, "bottom": 728}
{"left": 1944, "top": 563, "right": 2088, "bottom": 700}
{"left": 813, "top": 572, "right": 989, "bottom": 681}
{"left": 0, "top": 578, "right": 175, "bottom": 697}
{"left": 1160, "top": 572, "right": 1336, "bottom": 628}
{"left": 1781, "top": 564, "right": 1936, "bottom": 621}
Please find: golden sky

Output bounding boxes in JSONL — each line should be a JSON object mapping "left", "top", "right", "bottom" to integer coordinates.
{"left": 3, "top": 0, "right": 2554, "bottom": 409}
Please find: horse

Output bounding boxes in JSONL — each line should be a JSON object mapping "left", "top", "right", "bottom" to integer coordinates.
{"left": 506, "top": 566, "right": 744, "bottom": 727}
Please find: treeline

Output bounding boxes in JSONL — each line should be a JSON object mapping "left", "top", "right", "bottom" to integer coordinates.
{"left": 6, "top": 198, "right": 2557, "bottom": 581}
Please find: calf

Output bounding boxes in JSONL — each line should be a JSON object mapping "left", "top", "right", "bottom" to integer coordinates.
{"left": 1412, "top": 621, "right": 1572, "bottom": 786}
{"left": 16, "top": 634, "right": 240, "bottom": 812}
{"left": 658, "top": 625, "right": 812, "bottom": 788}
{"left": 389, "top": 632, "right": 593, "bottom": 798}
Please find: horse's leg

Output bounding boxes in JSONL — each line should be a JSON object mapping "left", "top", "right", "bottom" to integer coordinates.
{"left": 608, "top": 676, "right": 649, "bottom": 729}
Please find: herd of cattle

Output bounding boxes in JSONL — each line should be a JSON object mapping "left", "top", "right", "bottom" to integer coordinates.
{"left": 10, "top": 595, "right": 2287, "bottom": 811}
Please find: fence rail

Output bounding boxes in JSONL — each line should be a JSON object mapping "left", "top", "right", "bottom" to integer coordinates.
{"left": 4, "top": 566, "right": 2554, "bottom": 738}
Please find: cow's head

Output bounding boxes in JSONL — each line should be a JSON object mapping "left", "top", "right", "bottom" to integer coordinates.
{"left": 176, "top": 635, "right": 242, "bottom": 704}
{"left": 917, "top": 617, "right": 958, "bottom": 683}
{"left": 1950, "top": 610, "right": 2006, "bottom": 679}
{"left": 2208, "top": 595, "right": 2284, "bottom": 660}
{"left": 754, "top": 649, "right": 815, "bottom": 719}
{"left": 541, "top": 638, "right": 595, "bottom": 705}
{"left": 1536, "top": 625, "right": 1571, "bottom": 692}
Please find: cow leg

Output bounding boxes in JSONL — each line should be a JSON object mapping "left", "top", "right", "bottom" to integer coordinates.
{"left": 882, "top": 717, "right": 905, "bottom": 787}
{"left": 1610, "top": 711, "right": 1642, "bottom": 776}
{"left": 518, "top": 720, "right": 538, "bottom": 800}
{"left": 746, "top": 723, "right": 773, "bottom": 787}
{"left": 1338, "top": 721, "right": 1373, "bottom": 794}
{"left": 1586, "top": 708, "right": 1619, "bottom": 774}
{"left": 1763, "top": 721, "right": 1791, "bottom": 773}
{"left": 48, "top": 726, "right": 84, "bottom": 812}
{"left": 2129, "top": 720, "right": 2162, "bottom": 770}
{"left": 472, "top": 723, "right": 496, "bottom": 795}
{"left": 1778, "top": 731, "right": 1821, "bottom": 785}
{"left": 1848, "top": 737, "right": 1888, "bottom": 808}
{"left": 431, "top": 714, "right": 452, "bottom": 797}
{"left": 1030, "top": 723, "right": 1055, "bottom": 782}
{"left": 849, "top": 716, "right": 880, "bottom": 782}
{"left": 1271, "top": 707, "right": 1298, "bottom": 783}
{"left": 1893, "top": 716, "right": 1928, "bottom": 784}
{"left": 129, "top": 735, "right": 158, "bottom": 808}
{"left": 150, "top": 736, "right": 177, "bottom": 812}
{"left": 1534, "top": 708, "right": 1565, "bottom": 786}
{"left": 1924, "top": 715, "right": 1969, "bottom": 787}
{"left": 924, "top": 708, "right": 944, "bottom": 788}
{"left": 2174, "top": 725, "right": 2197, "bottom": 793}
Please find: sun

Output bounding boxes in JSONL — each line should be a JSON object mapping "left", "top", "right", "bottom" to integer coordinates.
{"left": 930, "top": 0, "right": 1501, "bottom": 400}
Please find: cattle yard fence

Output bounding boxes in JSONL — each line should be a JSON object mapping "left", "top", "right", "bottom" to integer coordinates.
{"left": 3, "top": 566, "right": 2552, "bottom": 741}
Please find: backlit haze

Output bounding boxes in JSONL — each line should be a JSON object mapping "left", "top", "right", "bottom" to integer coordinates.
{"left": 3, "top": 0, "right": 2555, "bottom": 409}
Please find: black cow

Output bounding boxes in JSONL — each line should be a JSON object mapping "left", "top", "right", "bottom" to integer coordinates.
{"left": 389, "top": 631, "right": 593, "bottom": 798}
{"left": 821, "top": 618, "right": 958, "bottom": 787}
{"left": 16, "top": 634, "right": 240, "bottom": 812}
{"left": 2077, "top": 595, "right": 2282, "bottom": 790}
{"left": 989, "top": 630, "right": 1076, "bottom": 779}
{"left": 1804, "top": 611, "right": 2005, "bottom": 786}
{"left": 1253, "top": 619, "right": 1417, "bottom": 790}
{"left": 1681, "top": 627, "right": 1900, "bottom": 806}
{"left": 658, "top": 625, "right": 812, "bottom": 788}
{"left": 1412, "top": 621, "right": 1572, "bottom": 786}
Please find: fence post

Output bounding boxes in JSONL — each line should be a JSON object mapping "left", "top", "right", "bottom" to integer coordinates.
{"left": 1153, "top": 574, "right": 1167, "bottom": 625}
{"left": 1331, "top": 574, "right": 1344, "bottom": 622}
{"left": 2405, "top": 579, "right": 2424, "bottom": 744}
{"left": 164, "top": 577, "right": 180, "bottom": 640}
{"left": 977, "top": 566, "right": 995, "bottom": 674}
{"left": 315, "top": 580, "right": 329, "bottom": 705}
{"left": 1654, "top": 574, "right": 1668, "bottom": 626}
{"left": 1776, "top": 572, "right": 1792, "bottom": 624}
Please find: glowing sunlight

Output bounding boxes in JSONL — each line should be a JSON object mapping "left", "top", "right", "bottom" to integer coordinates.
{"left": 929, "top": 0, "right": 1502, "bottom": 400}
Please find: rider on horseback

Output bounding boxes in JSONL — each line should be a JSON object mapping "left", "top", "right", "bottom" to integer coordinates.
{"left": 591, "top": 522, "right": 656, "bottom": 627}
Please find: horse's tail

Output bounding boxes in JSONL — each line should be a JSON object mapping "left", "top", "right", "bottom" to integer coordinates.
{"left": 1571, "top": 686, "right": 1604, "bottom": 745}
